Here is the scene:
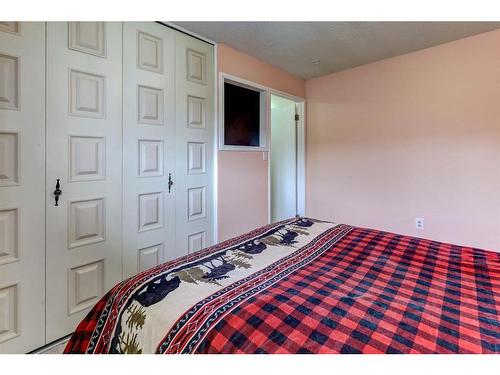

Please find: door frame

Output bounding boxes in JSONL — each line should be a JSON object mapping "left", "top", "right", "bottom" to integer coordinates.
{"left": 268, "top": 89, "right": 306, "bottom": 223}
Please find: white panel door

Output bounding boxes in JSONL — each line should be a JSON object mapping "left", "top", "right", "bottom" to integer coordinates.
{"left": 122, "top": 22, "right": 176, "bottom": 278}
{"left": 45, "top": 22, "right": 123, "bottom": 341}
{"left": 174, "top": 33, "right": 214, "bottom": 256}
{"left": 0, "top": 22, "right": 46, "bottom": 353}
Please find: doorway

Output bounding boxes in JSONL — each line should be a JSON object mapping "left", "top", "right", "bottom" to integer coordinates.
{"left": 269, "top": 93, "right": 305, "bottom": 222}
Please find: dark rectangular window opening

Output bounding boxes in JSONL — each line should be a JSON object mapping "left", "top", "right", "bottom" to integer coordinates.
{"left": 224, "top": 82, "right": 261, "bottom": 147}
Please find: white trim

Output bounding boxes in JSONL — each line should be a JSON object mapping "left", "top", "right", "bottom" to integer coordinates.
{"left": 219, "top": 73, "right": 268, "bottom": 93}
{"left": 212, "top": 44, "right": 218, "bottom": 244}
{"left": 159, "top": 22, "right": 216, "bottom": 45}
{"left": 296, "top": 100, "right": 306, "bottom": 217}
{"left": 268, "top": 90, "right": 306, "bottom": 223}
{"left": 269, "top": 88, "right": 304, "bottom": 104}
{"left": 30, "top": 334, "right": 71, "bottom": 354}
{"left": 218, "top": 73, "right": 269, "bottom": 151}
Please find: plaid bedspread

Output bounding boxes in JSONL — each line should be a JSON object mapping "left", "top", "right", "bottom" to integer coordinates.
{"left": 65, "top": 217, "right": 500, "bottom": 354}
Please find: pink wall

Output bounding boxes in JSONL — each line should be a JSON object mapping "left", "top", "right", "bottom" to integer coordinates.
{"left": 217, "top": 44, "right": 305, "bottom": 241}
{"left": 306, "top": 29, "right": 500, "bottom": 251}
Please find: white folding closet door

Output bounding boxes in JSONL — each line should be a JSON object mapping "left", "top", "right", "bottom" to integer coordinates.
{"left": 45, "top": 22, "right": 123, "bottom": 341}
{"left": 0, "top": 22, "right": 215, "bottom": 352}
{"left": 0, "top": 22, "right": 46, "bottom": 354}
{"left": 174, "top": 33, "right": 214, "bottom": 256}
{"left": 122, "top": 22, "right": 176, "bottom": 278}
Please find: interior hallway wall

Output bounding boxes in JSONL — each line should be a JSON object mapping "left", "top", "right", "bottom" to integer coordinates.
{"left": 217, "top": 44, "right": 305, "bottom": 241}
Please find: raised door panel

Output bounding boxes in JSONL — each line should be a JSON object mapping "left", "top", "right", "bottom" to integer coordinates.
{"left": 0, "top": 53, "right": 19, "bottom": 110}
{"left": 137, "top": 31, "right": 163, "bottom": 73}
{"left": 0, "top": 22, "right": 45, "bottom": 354}
{"left": 138, "top": 139, "right": 163, "bottom": 177}
{"left": 69, "top": 136, "right": 106, "bottom": 181}
{"left": 122, "top": 22, "right": 176, "bottom": 278}
{"left": 0, "top": 209, "right": 18, "bottom": 265}
{"left": 187, "top": 187, "right": 206, "bottom": 221}
{"left": 186, "top": 48, "right": 206, "bottom": 85}
{"left": 68, "top": 198, "right": 106, "bottom": 248}
{"left": 68, "top": 22, "right": 106, "bottom": 57}
{"left": 187, "top": 231, "right": 206, "bottom": 254}
{"left": 45, "top": 22, "right": 123, "bottom": 342}
{"left": 0, "top": 132, "right": 19, "bottom": 186}
{"left": 187, "top": 141, "right": 206, "bottom": 175}
{"left": 187, "top": 95, "right": 206, "bottom": 129}
{"left": 69, "top": 69, "right": 106, "bottom": 119}
{"left": 175, "top": 33, "right": 214, "bottom": 258}
{"left": 138, "top": 243, "right": 163, "bottom": 272}
{"left": 0, "top": 285, "right": 18, "bottom": 344}
{"left": 138, "top": 192, "right": 163, "bottom": 232}
{"left": 68, "top": 260, "right": 104, "bottom": 314}
{"left": 137, "top": 85, "right": 163, "bottom": 125}
{"left": 0, "top": 22, "right": 21, "bottom": 35}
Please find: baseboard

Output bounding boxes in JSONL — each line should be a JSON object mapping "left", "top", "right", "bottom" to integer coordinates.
{"left": 29, "top": 335, "right": 72, "bottom": 354}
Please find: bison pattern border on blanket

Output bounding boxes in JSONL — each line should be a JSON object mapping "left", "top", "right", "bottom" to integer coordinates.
{"left": 84, "top": 217, "right": 340, "bottom": 353}
{"left": 157, "top": 224, "right": 353, "bottom": 353}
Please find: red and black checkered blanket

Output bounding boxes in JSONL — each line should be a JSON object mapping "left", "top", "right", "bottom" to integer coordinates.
{"left": 65, "top": 218, "right": 500, "bottom": 354}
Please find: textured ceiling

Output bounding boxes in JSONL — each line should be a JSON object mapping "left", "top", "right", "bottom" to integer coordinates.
{"left": 173, "top": 22, "right": 500, "bottom": 79}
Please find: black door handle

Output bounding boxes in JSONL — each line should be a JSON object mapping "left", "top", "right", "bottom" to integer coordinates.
{"left": 53, "top": 179, "right": 62, "bottom": 206}
{"left": 168, "top": 173, "right": 174, "bottom": 193}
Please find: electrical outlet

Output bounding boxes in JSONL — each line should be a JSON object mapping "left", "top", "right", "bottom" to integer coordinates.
{"left": 415, "top": 217, "right": 424, "bottom": 230}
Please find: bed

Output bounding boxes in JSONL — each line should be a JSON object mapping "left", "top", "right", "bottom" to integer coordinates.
{"left": 64, "top": 217, "right": 500, "bottom": 354}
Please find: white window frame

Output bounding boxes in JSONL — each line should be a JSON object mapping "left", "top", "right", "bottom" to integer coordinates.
{"left": 218, "top": 73, "right": 268, "bottom": 151}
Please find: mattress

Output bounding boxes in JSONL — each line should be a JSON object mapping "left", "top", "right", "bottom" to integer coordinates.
{"left": 65, "top": 217, "right": 500, "bottom": 354}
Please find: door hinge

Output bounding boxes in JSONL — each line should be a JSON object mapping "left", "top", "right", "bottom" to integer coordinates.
{"left": 295, "top": 114, "right": 300, "bottom": 121}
